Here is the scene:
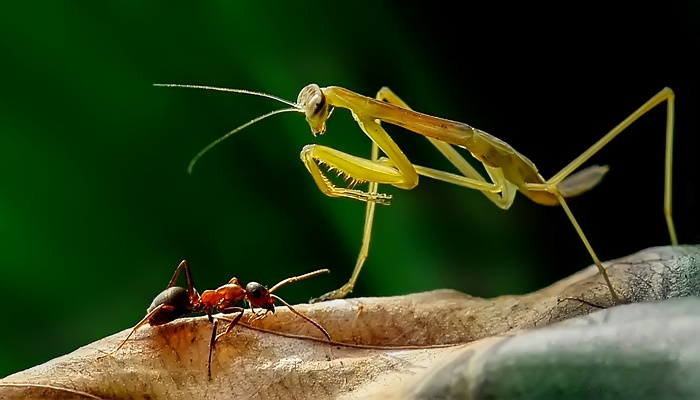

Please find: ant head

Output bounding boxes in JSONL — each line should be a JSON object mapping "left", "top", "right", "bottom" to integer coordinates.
{"left": 297, "top": 84, "right": 332, "bottom": 137}
{"left": 245, "top": 281, "right": 275, "bottom": 313}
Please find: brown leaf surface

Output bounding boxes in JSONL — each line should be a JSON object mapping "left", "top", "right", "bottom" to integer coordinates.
{"left": 1, "top": 245, "right": 698, "bottom": 400}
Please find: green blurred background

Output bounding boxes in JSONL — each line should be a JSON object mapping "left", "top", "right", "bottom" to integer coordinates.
{"left": 1, "top": 2, "right": 698, "bottom": 377}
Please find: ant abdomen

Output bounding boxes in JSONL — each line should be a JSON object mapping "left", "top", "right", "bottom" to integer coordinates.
{"left": 147, "top": 286, "right": 195, "bottom": 325}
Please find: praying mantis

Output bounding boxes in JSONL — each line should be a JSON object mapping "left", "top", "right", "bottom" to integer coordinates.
{"left": 156, "top": 82, "right": 677, "bottom": 304}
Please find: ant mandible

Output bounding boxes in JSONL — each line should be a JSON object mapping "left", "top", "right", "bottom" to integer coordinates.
{"left": 97, "top": 260, "right": 331, "bottom": 378}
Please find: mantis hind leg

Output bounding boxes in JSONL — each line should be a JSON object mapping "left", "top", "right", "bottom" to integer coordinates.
{"left": 525, "top": 87, "right": 677, "bottom": 303}
{"left": 546, "top": 87, "right": 677, "bottom": 245}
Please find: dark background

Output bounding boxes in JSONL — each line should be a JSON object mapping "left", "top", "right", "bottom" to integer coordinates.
{"left": 1, "top": 2, "right": 698, "bottom": 378}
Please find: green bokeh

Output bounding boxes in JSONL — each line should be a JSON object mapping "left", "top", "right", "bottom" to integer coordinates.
{"left": 1, "top": 2, "right": 697, "bottom": 378}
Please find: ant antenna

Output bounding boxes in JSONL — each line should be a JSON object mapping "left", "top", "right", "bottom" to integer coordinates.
{"left": 269, "top": 269, "right": 330, "bottom": 293}
{"left": 270, "top": 293, "right": 331, "bottom": 341}
{"left": 152, "top": 83, "right": 303, "bottom": 173}
{"left": 264, "top": 269, "right": 331, "bottom": 340}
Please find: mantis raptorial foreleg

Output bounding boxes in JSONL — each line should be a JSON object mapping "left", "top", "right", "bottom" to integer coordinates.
{"left": 299, "top": 92, "right": 520, "bottom": 205}
{"left": 299, "top": 101, "right": 418, "bottom": 203}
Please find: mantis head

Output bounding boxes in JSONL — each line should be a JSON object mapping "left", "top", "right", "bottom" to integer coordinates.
{"left": 297, "top": 84, "right": 333, "bottom": 136}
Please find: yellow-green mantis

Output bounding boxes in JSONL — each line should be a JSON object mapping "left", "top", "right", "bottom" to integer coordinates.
{"left": 156, "top": 82, "right": 677, "bottom": 304}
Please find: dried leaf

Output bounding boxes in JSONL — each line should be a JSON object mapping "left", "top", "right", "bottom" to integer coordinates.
{"left": 374, "top": 296, "right": 700, "bottom": 400}
{"left": 1, "top": 245, "right": 698, "bottom": 399}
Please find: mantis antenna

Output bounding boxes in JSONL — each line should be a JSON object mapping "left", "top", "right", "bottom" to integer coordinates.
{"left": 152, "top": 83, "right": 302, "bottom": 173}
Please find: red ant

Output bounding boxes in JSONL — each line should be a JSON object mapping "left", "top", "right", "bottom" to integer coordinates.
{"left": 97, "top": 260, "right": 332, "bottom": 378}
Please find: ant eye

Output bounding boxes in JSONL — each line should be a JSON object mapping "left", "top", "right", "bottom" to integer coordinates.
{"left": 246, "top": 281, "right": 268, "bottom": 298}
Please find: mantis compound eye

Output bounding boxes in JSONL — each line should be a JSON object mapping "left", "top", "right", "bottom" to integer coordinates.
{"left": 309, "top": 93, "right": 326, "bottom": 116}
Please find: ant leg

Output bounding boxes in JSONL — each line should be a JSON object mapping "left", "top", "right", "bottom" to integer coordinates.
{"left": 165, "top": 260, "right": 188, "bottom": 288}
{"left": 272, "top": 294, "right": 331, "bottom": 341}
{"left": 206, "top": 307, "right": 245, "bottom": 377}
{"left": 97, "top": 304, "right": 165, "bottom": 360}
{"left": 214, "top": 309, "right": 245, "bottom": 342}
{"left": 207, "top": 319, "right": 218, "bottom": 380}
